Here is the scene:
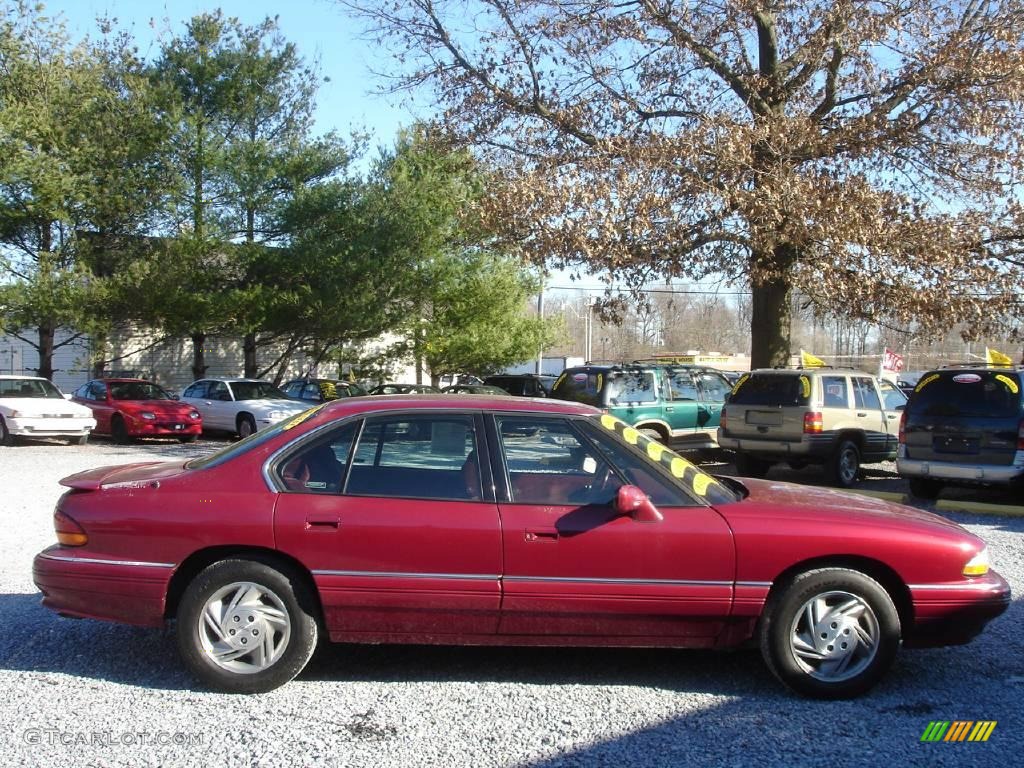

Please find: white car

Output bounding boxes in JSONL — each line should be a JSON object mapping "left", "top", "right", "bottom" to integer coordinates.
{"left": 180, "top": 378, "right": 309, "bottom": 438}
{"left": 0, "top": 375, "right": 96, "bottom": 445}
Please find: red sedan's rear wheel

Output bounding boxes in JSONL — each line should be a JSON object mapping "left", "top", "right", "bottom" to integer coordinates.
{"left": 176, "top": 558, "right": 319, "bottom": 694}
{"left": 758, "top": 568, "right": 901, "bottom": 699}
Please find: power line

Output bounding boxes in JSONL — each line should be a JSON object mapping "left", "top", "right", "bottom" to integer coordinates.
{"left": 546, "top": 285, "right": 750, "bottom": 295}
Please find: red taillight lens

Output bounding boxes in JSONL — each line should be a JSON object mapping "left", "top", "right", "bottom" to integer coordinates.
{"left": 720, "top": 407, "right": 727, "bottom": 432}
{"left": 1018, "top": 417, "right": 1024, "bottom": 450}
{"left": 899, "top": 411, "right": 907, "bottom": 445}
{"left": 54, "top": 511, "right": 88, "bottom": 547}
{"left": 803, "top": 412, "right": 823, "bottom": 434}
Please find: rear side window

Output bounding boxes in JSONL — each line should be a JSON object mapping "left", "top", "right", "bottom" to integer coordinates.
{"left": 852, "top": 378, "right": 880, "bottom": 410}
{"left": 912, "top": 372, "right": 1022, "bottom": 419}
{"left": 730, "top": 374, "right": 810, "bottom": 407}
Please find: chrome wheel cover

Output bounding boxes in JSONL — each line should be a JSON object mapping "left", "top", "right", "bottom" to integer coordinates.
{"left": 197, "top": 581, "right": 291, "bottom": 674}
{"left": 789, "top": 590, "right": 879, "bottom": 682}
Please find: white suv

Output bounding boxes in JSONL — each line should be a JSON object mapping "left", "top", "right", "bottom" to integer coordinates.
{"left": 180, "top": 378, "right": 308, "bottom": 438}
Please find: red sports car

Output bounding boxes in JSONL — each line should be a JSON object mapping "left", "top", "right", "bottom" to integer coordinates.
{"left": 72, "top": 378, "right": 203, "bottom": 442}
{"left": 33, "top": 395, "right": 1008, "bottom": 697}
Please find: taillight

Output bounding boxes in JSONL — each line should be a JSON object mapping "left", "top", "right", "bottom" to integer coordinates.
{"left": 720, "top": 407, "right": 727, "bottom": 432}
{"left": 899, "top": 411, "right": 907, "bottom": 445}
{"left": 54, "top": 511, "right": 88, "bottom": 547}
{"left": 1018, "top": 418, "right": 1024, "bottom": 450}
{"left": 803, "top": 412, "right": 823, "bottom": 434}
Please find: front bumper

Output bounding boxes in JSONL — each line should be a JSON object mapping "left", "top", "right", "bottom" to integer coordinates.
{"left": 125, "top": 419, "right": 202, "bottom": 438}
{"left": 32, "top": 546, "right": 173, "bottom": 627}
{"left": 7, "top": 415, "right": 94, "bottom": 438}
{"left": 905, "top": 570, "right": 1011, "bottom": 648}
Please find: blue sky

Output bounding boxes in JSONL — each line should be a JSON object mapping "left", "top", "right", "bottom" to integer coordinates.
{"left": 44, "top": 0, "right": 423, "bottom": 149}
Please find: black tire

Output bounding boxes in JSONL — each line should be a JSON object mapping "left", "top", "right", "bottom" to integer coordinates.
{"left": 176, "top": 558, "right": 319, "bottom": 694}
{"left": 758, "top": 568, "right": 901, "bottom": 699}
{"left": 787, "top": 460, "right": 808, "bottom": 471}
{"left": 178, "top": 433, "right": 199, "bottom": 444}
{"left": 827, "top": 439, "right": 860, "bottom": 488}
{"left": 0, "top": 416, "right": 14, "bottom": 447}
{"left": 734, "top": 452, "right": 771, "bottom": 478}
{"left": 908, "top": 477, "right": 944, "bottom": 500}
{"left": 111, "top": 415, "right": 130, "bottom": 444}
{"left": 237, "top": 414, "right": 257, "bottom": 440}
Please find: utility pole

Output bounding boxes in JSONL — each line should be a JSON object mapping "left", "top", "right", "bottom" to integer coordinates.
{"left": 536, "top": 282, "right": 545, "bottom": 374}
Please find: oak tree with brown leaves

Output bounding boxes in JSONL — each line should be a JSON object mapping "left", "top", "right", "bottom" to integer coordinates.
{"left": 347, "top": 0, "right": 1024, "bottom": 366}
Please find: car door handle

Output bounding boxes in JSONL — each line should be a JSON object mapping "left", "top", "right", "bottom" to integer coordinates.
{"left": 856, "top": 412, "right": 868, "bottom": 417}
{"left": 664, "top": 406, "right": 674, "bottom": 413}
{"left": 524, "top": 529, "right": 559, "bottom": 542}
{"left": 886, "top": 414, "right": 898, "bottom": 420}
{"left": 306, "top": 514, "right": 340, "bottom": 530}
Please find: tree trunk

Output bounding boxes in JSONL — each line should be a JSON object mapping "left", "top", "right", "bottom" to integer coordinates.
{"left": 191, "top": 332, "right": 208, "bottom": 381}
{"left": 749, "top": 244, "right": 796, "bottom": 369}
{"left": 243, "top": 331, "right": 258, "bottom": 378}
{"left": 90, "top": 330, "right": 108, "bottom": 379}
{"left": 37, "top": 320, "right": 55, "bottom": 381}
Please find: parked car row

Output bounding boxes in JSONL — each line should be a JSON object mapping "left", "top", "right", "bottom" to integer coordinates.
{"left": 718, "top": 363, "right": 1023, "bottom": 499}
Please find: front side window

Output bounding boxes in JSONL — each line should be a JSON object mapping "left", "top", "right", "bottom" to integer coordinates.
{"left": 697, "top": 373, "right": 731, "bottom": 402}
{"left": 347, "top": 415, "right": 482, "bottom": 501}
{"left": 87, "top": 382, "right": 108, "bottom": 401}
{"left": 496, "top": 417, "right": 617, "bottom": 506}
{"left": 182, "top": 382, "right": 207, "bottom": 398}
{"left": 878, "top": 380, "right": 907, "bottom": 411}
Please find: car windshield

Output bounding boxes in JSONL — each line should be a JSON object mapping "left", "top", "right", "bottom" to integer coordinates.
{"left": 230, "top": 381, "right": 289, "bottom": 401}
{"left": 587, "top": 414, "right": 738, "bottom": 505}
{"left": 912, "top": 371, "right": 1022, "bottom": 418}
{"left": 109, "top": 382, "right": 172, "bottom": 401}
{"left": 0, "top": 378, "right": 65, "bottom": 399}
{"left": 729, "top": 373, "right": 810, "bottom": 406}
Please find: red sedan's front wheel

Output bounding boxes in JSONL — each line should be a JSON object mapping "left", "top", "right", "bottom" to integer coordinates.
{"left": 758, "top": 568, "right": 901, "bottom": 699}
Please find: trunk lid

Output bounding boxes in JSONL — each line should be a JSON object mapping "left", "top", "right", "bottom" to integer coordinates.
{"left": 59, "top": 461, "right": 190, "bottom": 491}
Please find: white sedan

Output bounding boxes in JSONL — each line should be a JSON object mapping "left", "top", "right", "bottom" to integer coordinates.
{"left": 0, "top": 375, "right": 96, "bottom": 445}
{"left": 180, "top": 378, "right": 309, "bottom": 438}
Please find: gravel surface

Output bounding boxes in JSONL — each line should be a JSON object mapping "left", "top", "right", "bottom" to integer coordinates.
{"left": 1, "top": 438, "right": 1022, "bottom": 767}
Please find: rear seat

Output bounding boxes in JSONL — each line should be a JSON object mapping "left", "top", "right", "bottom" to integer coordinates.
{"left": 347, "top": 465, "right": 470, "bottom": 500}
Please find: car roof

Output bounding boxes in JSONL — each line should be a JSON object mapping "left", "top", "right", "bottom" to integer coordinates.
{"left": 92, "top": 378, "right": 156, "bottom": 384}
{"left": 193, "top": 377, "right": 268, "bottom": 383}
{"left": 316, "top": 393, "right": 599, "bottom": 418}
{"left": 747, "top": 368, "right": 874, "bottom": 376}
{"left": 0, "top": 374, "right": 46, "bottom": 381}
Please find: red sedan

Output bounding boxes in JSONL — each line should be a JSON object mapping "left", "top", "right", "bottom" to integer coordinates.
{"left": 33, "top": 396, "right": 1008, "bottom": 697}
{"left": 72, "top": 378, "right": 203, "bottom": 442}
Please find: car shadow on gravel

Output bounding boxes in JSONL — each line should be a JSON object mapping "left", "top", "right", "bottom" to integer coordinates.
{"left": 0, "top": 593, "right": 194, "bottom": 691}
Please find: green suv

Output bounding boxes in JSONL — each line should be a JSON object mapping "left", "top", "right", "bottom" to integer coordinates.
{"left": 718, "top": 368, "right": 907, "bottom": 487}
{"left": 550, "top": 363, "right": 733, "bottom": 448}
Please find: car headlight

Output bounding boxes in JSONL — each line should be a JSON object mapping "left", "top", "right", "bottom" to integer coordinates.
{"left": 963, "top": 547, "right": 990, "bottom": 577}
{"left": 189, "top": 411, "right": 201, "bottom": 419}
{"left": 139, "top": 412, "right": 156, "bottom": 420}
{"left": 266, "top": 410, "right": 288, "bottom": 420}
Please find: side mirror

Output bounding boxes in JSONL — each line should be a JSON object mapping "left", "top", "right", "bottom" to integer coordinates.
{"left": 614, "top": 485, "right": 663, "bottom": 523}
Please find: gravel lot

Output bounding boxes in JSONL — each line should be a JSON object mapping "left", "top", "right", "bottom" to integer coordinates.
{"left": 1, "top": 438, "right": 1022, "bottom": 767}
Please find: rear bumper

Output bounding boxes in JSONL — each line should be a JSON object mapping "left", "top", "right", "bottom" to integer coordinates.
{"left": 897, "top": 453, "right": 1024, "bottom": 485}
{"left": 32, "top": 546, "right": 172, "bottom": 627}
{"left": 905, "top": 570, "right": 1011, "bottom": 648}
{"left": 717, "top": 431, "right": 834, "bottom": 460}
